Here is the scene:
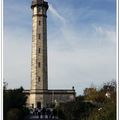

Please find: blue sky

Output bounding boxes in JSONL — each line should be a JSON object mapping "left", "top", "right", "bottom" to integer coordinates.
{"left": 4, "top": 0, "right": 116, "bottom": 95}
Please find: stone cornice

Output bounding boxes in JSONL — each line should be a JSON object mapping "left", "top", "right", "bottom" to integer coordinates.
{"left": 32, "top": 14, "right": 47, "bottom": 18}
{"left": 23, "top": 89, "right": 76, "bottom": 95}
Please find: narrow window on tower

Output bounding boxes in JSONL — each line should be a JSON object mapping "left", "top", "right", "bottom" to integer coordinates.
{"left": 38, "top": 77, "right": 40, "bottom": 82}
{"left": 38, "top": 34, "right": 41, "bottom": 39}
{"left": 39, "top": 48, "right": 40, "bottom": 53}
{"left": 38, "top": 62, "right": 40, "bottom": 68}
{"left": 39, "top": 21, "right": 41, "bottom": 25}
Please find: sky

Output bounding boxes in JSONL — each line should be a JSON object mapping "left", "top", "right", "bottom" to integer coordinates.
{"left": 4, "top": 0, "right": 116, "bottom": 95}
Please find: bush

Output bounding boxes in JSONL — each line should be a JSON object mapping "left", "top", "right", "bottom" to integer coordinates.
{"left": 57, "top": 108, "right": 66, "bottom": 120}
{"left": 21, "top": 107, "right": 30, "bottom": 117}
{"left": 7, "top": 108, "right": 23, "bottom": 120}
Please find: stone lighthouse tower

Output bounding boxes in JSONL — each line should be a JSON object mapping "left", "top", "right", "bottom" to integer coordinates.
{"left": 25, "top": 0, "right": 76, "bottom": 109}
{"left": 29, "top": 0, "right": 49, "bottom": 108}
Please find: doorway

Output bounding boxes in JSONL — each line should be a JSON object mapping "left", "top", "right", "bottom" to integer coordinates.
{"left": 37, "top": 102, "right": 41, "bottom": 108}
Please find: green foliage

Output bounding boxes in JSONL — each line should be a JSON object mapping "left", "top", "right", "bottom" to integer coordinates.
{"left": 58, "top": 96, "right": 95, "bottom": 120}
{"left": 7, "top": 108, "right": 22, "bottom": 120}
{"left": 21, "top": 107, "right": 30, "bottom": 117}
{"left": 3, "top": 86, "right": 28, "bottom": 120}
{"left": 57, "top": 108, "right": 66, "bottom": 120}
{"left": 57, "top": 80, "right": 116, "bottom": 120}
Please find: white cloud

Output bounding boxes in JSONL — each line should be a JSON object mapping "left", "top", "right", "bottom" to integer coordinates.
{"left": 93, "top": 25, "right": 116, "bottom": 44}
{"left": 48, "top": 3, "right": 66, "bottom": 23}
{"left": 48, "top": 24, "right": 116, "bottom": 95}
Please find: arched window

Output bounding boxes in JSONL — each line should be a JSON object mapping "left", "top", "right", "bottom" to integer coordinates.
{"left": 38, "top": 34, "right": 41, "bottom": 39}
{"left": 38, "top": 77, "right": 40, "bottom": 82}
{"left": 39, "top": 48, "right": 40, "bottom": 53}
{"left": 38, "top": 62, "right": 40, "bottom": 68}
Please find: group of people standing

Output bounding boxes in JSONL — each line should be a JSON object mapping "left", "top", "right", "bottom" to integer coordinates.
{"left": 33, "top": 107, "right": 57, "bottom": 119}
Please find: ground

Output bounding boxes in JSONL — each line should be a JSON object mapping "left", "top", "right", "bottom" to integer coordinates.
{"left": 26, "top": 115, "right": 60, "bottom": 120}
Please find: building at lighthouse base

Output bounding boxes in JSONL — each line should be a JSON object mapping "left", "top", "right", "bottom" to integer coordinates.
{"left": 24, "top": 88, "right": 76, "bottom": 108}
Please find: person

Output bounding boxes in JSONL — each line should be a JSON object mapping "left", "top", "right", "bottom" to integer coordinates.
{"left": 34, "top": 107, "right": 38, "bottom": 115}
{"left": 46, "top": 108, "right": 52, "bottom": 119}
{"left": 38, "top": 108, "right": 41, "bottom": 119}
{"left": 52, "top": 108, "right": 57, "bottom": 119}
{"left": 41, "top": 107, "right": 46, "bottom": 119}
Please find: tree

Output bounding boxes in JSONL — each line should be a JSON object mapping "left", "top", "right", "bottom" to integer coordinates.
{"left": 84, "top": 88, "right": 97, "bottom": 102}
{"left": 3, "top": 86, "right": 28, "bottom": 120}
{"left": 57, "top": 80, "right": 116, "bottom": 120}
{"left": 87, "top": 80, "right": 116, "bottom": 120}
